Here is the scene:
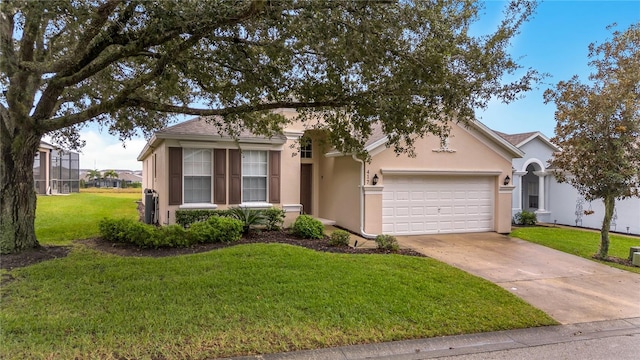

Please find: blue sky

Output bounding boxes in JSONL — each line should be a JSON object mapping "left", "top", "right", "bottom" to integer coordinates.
{"left": 474, "top": 0, "right": 640, "bottom": 136}
{"left": 76, "top": 0, "right": 640, "bottom": 170}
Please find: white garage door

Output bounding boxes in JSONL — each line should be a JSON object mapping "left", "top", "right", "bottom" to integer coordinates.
{"left": 382, "top": 176, "right": 494, "bottom": 235}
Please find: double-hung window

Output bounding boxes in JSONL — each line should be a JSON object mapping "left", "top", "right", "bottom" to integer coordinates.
{"left": 242, "top": 150, "right": 267, "bottom": 202}
{"left": 183, "top": 148, "right": 212, "bottom": 203}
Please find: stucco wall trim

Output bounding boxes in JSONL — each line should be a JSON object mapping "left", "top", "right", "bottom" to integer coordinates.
{"left": 499, "top": 185, "right": 516, "bottom": 193}
{"left": 283, "top": 204, "right": 303, "bottom": 213}
{"left": 363, "top": 185, "right": 384, "bottom": 194}
{"left": 179, "top": 203, "right": 218, "bottom": 209}
{"left": 381, "top": 169, "right": 503, "bottom": 176}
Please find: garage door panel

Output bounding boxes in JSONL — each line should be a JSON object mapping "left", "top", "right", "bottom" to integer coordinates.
{"left": 411, "top": 191, "right": 424, "bottom": 201}
{"left": 382, "top": 176, "right": 494, "bottom": 235}
{"left": 395, "top": 207, "right": 410, "bottom": 217}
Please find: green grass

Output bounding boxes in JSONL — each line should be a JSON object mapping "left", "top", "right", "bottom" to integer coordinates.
{"left": 35, "top": 193, "right": 140, "bottom": 245}
{"left": 0, "top": 244, "right": 556, "bottom": 359}
{"left": 511, "top": 227, "right": 640, "bottom": 274}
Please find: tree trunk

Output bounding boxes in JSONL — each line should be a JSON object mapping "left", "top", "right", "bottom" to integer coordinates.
{"left": 0, "top": 133, "right": 41, "bottom": 254}
{"left": 597, "top": 195, "right": 615, "bottom": 259}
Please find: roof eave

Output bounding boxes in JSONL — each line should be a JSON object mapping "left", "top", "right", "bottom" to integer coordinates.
{"left": 516, "top": 132, "right": 562, "bottom": 152}
{"left": 137, "top": 132, "right": 288, "bottom": 161}
{"left": 470, "top": 120, "right": 525, "bottom": 158}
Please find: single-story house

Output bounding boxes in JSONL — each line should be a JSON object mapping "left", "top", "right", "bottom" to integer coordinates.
{"left": 497, "top": 131, "right": 640, "bottom": 235}
{"left": 34, "top": 141, "right": 80, "bottom": 194}
{"left": 138, "top": 111, "right": 521, "bottom": 236}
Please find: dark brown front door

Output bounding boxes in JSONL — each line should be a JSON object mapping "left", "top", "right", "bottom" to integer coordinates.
{"left": 300, "top": 164, "right": 312, "bottom": 215}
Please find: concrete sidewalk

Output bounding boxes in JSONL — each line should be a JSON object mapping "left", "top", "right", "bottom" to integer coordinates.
{"left": 225, "top": 318, "right": 640, "bottom": 359}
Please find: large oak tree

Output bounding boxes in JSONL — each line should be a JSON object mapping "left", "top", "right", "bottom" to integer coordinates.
{"left": 1, "top": 0, "right": 540, "bottom": 254}
{"left": 545, "top": 24, "right": 640, "bottom": 259}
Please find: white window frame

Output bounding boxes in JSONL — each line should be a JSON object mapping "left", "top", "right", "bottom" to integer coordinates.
{"left": 182, "top": 148, "right": 213, "bottom": 205}
{"left": 241, "top": 150, "right": 268, "bottom": 203}
{"left": 300, "top": 139, "right": 312, "bottom": 159}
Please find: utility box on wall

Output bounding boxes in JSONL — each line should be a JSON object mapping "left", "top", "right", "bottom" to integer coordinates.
{"left": 633, "top": 252, "right": 640, "bottom": 267}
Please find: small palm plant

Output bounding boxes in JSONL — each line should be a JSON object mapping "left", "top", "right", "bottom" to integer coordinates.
{"left": 103, "top": 169, "right": 119, "bottom": 187}
{"left": 85, "top": 169, "right": 102, "bottom": 187}
{"left": 228, "top": 207, "right": 266, "bottom": 234}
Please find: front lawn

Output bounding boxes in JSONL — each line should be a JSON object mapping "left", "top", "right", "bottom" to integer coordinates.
{"left": 36, "top": 192, "right": 140, "bottom": 245}
{"left": 511, "top": 227, "right": 640, "bottom": 274}
{"left": 0, "top": 244, "right": 555, "bottom": 359}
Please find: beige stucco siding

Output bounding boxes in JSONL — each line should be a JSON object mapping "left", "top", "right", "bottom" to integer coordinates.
{"left": 364, "top": 123, "right": 515, "bottom": 234}
{"left": 318, "top": 156, "right": 361, "bottom": 233}
{"left": 368, "top": 124, "right": 512, "bottom": 177}
{"left": 141, "top": 139, "right": 296, "bottom": 226}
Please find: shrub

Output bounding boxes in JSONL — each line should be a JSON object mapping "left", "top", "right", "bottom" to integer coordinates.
{"left": 514, "top": 211, "right": 537, "bottom": 226}
{"left": 187, "top": 221, "right": 217, "bottom": 244}
{"left": 375, "top": 234, "right": 399, "bottom": 252}
{"left": 264, "top": 207, "right": 286, "bottom": 231}
{"left": 160, "top": 225, "right": 190, "bottom": 247}
{"left": 228, "top": 207, "right": 265, "bottom": 234}
{"left": 208, "top": 216, "right": 243, "bottom": 242}
{"left": 125, "top": 221, "right": 161, "bottom": 248}
{"left": 328, "top": 229, "right": 350, "bottom": 246}
{"left": 99, "top": 218, "right": 135, "bottom": 243}
{"left": 100, "top": 218, "right": 193, "bottom": 248}
{"left": 291, "top": 215, "right": 325, "bottom": 239}
{"left": 188, "top": 216, "right": 243, "bottom": 243}
{"left": 175, "top": 209, "right": 231, "bottom": 228}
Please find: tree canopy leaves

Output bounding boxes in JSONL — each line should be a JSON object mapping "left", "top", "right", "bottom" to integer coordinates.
{"left": 1, "top": 0, "right": 541, "bottom": 254}
{"left": 544, "top": 23, "right": 640, "bottom": 258}
{"left": 545, "top": 23, "right": 640, "bottom": 202}
{"left": 2, "top": 0, "right": 539, "bottom": 155}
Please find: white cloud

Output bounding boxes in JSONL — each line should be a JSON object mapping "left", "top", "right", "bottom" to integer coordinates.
{"left": 75, "top": 130, "right": 146, "bottom": 170}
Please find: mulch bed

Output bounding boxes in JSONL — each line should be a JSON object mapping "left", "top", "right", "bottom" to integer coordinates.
{"left": 1, "top": 245, "right": 71, "bottom": 271}
{"left": 1, "top": 230, "right": 424, "bottom": 271}
{"left": 594, "top": 255, "right": 637, "bottom": 268}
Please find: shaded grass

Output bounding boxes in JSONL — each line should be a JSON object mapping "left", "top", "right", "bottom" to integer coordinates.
{"left": 0, "top": 244, "right": 556, "bottom": 359}
{"left": 511, "top": 227, "right": 640, "bottom": 274}
{"left": 35, "top": 193, "right": 140, "bottom": 245}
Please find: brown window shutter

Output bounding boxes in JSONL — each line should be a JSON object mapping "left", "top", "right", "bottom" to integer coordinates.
{"left": 269, "top": 151, "right": 281, "bottom": 203}
{"left": 168, "top": 147, "right": 182, "bottom": 205}
{"left": 214, "top": 149, "right": 227, "bottom": 204}
{"left": 229, "top": 149, "right": 241, "bottom": 204}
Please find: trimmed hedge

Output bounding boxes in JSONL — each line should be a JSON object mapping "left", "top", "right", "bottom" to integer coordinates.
{"left": 188, "top": 216, "right": 243, "bottom": 243}
{"left": 99, "top": 216, "right": 243, "bottom": 248}
{"left": 175, "top": 209, "right": 231, "bottom": 228}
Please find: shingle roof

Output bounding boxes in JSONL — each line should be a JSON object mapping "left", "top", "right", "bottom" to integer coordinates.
{"left": 157, "top": 116, "right": 286, "bottom": 141}
{"left": 363, "top": 122, "right": 387, "bottom": 148}
{"left": 494, "top": 131, "right": 538, "bottom": 147}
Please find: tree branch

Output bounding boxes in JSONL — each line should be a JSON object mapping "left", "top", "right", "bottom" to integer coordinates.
{"left": 124, "top": 98, "right": 351, "bottom": 117}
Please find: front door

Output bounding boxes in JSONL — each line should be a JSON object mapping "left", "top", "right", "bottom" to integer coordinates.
{"left": 300, "top": 164, "right": 312, "bottom": 215}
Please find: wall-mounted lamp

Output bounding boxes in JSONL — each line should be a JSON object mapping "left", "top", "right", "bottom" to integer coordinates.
{"left": 372, "top": 174, "right": 379, "bottom": 186}
{"left": 503, "top": 175, "right": 510, "bottom": 186}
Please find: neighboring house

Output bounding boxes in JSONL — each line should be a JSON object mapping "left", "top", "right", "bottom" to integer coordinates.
{"left": 496, "top": 131, "right": 640, "bottom": 235}
{"left": 34, "top": 141, "right": 80, "bottom": 194}
{"left": 138, "top": 112, "right": 521, "bottom": 236}
{"left": 81, "top": 170, "right": 143, "bottom": 188}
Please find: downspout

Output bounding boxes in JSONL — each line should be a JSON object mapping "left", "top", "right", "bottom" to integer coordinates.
{"left": 352, "top": 154, "right": 377, "bottom": 239}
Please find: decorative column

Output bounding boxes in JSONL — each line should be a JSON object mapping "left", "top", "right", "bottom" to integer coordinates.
{"left": 513, "top": 171, "right": 527, "bottom": 212}
{"left": 533, "top": 171, "right": 547, "bottom": 212}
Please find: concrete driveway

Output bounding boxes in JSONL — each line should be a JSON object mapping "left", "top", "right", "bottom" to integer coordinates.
{"left": 397, "top": 233, "right": 640, "bottom": 324}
